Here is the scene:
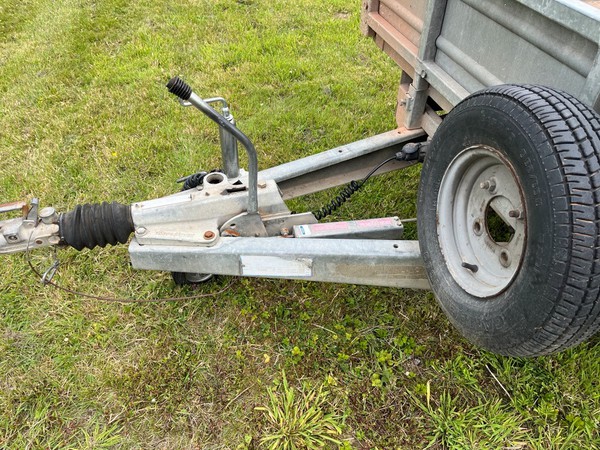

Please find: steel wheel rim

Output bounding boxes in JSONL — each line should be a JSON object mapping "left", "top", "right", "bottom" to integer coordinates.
{"left": 436, "top": 145, "right": 527, "bottom": 298}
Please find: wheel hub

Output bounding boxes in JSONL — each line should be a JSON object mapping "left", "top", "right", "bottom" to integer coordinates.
{"left": 436, "top": 146, "right": 526, "bottom": 297}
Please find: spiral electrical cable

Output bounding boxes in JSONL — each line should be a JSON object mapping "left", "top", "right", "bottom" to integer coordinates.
{"left": 312, "top": 155, "right": 397, "bottom": 220}
{"left": 313, "top": 180, "right": 363, "bottom": 220}
{"left": 182, "top": 171, "right": 207, "bottom": 191}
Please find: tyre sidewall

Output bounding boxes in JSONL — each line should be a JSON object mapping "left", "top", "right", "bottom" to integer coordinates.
{"left": 418, "top": 98, "right": 562, "bottom": 353}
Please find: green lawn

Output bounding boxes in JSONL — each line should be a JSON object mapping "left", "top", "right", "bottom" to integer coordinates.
{"left": 0, "top": 0, "right": 599, "bottom": 448}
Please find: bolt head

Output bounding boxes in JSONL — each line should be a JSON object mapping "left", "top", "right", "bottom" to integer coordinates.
{"left": 508, "top": 209, "right": 524, "bottom": 220}
{"left": 203, "top": 231, "right": 216, "bottom": 240}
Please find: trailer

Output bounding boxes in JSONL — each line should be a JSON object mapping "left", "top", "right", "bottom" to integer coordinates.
{"left": 1, "top": 0, "right": 599, "bottom": 357}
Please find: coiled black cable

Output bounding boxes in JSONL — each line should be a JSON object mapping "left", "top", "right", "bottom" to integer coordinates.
{"left": 313, "top": 180, "right": 363, "bottom": 220}
{"left": 312, "top": 155, "right": 397, "bottom": 220}
{"left": 179, "top": 169, "right": 225, "bottom": 191}
{"left": 182, "top": 171, "right": 207, "bottom": 191}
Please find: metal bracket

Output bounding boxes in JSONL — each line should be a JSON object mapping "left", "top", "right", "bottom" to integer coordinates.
{"left": 0, "top": 199, "right": 61, "bottom": 254}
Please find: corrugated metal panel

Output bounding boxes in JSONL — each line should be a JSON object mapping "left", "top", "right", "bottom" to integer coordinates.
{"left": 436, "top": 0, "right": 596, "bottom": 96}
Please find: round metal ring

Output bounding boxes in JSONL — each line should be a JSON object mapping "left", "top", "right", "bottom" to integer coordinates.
{"left": 436, "top": 145, "right": 526, "bottom": 298}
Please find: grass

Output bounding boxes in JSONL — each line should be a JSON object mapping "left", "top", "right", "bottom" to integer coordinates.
{"left": 0, "top": 0, "right": 599, "bottom": 448}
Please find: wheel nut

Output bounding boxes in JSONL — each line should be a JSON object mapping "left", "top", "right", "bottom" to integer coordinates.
{"left": 203, "top": 231, "right": 215, "bottom": 240}
{"left": 480, "top": 178, "right": 497, "bottom": 193}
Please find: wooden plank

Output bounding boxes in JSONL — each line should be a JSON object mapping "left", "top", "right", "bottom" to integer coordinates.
{"left": 379, "top": 3, "right": 422, "bottom": 47}
{"left": 380, "top": 0, "right": 425, "bottom": 32}
{"left": 381, "top": 42, "right": 416, "bottom": 76}
{"left": 360, "top": 0, "right": 381, "bottom": 36}
{"left": 366, "top": 12, "right": 419, "bottom": 69}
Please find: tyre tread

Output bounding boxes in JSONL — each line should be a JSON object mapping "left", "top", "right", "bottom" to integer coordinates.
{"left": 421, "top": 84, "right": 600, "bottom": 355}
{"left": 498, "top": 85, "right": 600, "bottom": 354}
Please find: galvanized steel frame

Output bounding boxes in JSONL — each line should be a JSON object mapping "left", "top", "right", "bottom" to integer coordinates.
{"left": 127, "top": 128, "right": 431, "bottom": 290}
{"left": 259, "top": 128, "right": 425, "bottom": 199}
{"left": 129, "top": 238, "right": 430, "bottom": 289}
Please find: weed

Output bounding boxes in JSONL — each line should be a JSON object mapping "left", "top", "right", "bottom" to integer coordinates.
{"left": 255, "top": 371, "right": 344, "bottom": 449}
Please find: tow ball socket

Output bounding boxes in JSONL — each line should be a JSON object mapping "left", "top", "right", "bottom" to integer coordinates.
{"left": 166, "top": 76, "right": 257, "bottom": 214}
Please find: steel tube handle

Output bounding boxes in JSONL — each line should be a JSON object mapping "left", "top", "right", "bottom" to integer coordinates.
{"left": 166, "top": 77, "right": 258, "bottom": 214}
